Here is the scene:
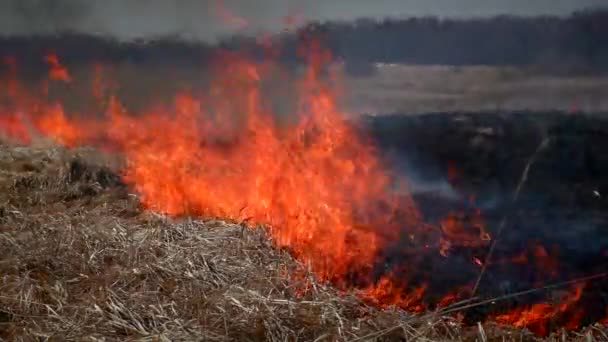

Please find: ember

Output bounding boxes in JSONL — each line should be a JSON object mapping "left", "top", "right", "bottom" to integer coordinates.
{"left": 1, "top": 38, "right": 606, "bottom": 337}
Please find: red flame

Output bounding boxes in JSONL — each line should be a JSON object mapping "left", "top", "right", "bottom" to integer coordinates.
{"left": 0, "top": 113, "right": 31, "bottom": 143}
{"left": 439, "top": 210, "right": 490, "bottom": 257}
{"left": 493, "top": 284, "right": 585, "bottom": 336}
{"left": 44, "top": 53, "right": 72, "bottom": 83}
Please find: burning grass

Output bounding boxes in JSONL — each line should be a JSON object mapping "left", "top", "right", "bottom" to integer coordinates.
{"left": 0, "top": 143, "right": 606, "bottom": 341}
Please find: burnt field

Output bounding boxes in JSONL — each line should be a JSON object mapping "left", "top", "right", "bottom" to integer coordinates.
{"left": 365, "top": 111, "right": 608, "bottom": 334}
{"left": 367, "top": 111, "right": 608, "bottom": 212}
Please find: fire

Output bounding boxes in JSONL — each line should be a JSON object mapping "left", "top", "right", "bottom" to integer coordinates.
{"left": 102, "top": 48, "right": 422, "bottom": 281}
{"left": 0, "top": 44, "right": 605, "bottom": 336}
{"left": 493, "top": 285, "right": 585, "bottom": 336}
{"left": 439, "top": 210, "right": 490, "bottom": 257}
{"left": 361, "top": 276, "right": 427, "bottom": 313}
{"left": 44, "top": 53, "right": 72, "bottom": 83}
{"left": 0, "top": 113, "right": 31, "bottom": 143}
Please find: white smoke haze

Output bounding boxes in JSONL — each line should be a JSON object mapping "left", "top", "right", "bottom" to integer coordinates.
{"left": 0, "top": 0, "right": 604, "bottom": 41}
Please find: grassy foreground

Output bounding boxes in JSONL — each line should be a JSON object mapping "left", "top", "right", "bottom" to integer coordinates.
{"left": 0, "top": 142, "right": 605, "bottom": 341}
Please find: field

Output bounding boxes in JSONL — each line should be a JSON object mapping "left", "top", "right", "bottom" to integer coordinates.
{"left": 342, "top": 65, "right": 608, "bottom": 114}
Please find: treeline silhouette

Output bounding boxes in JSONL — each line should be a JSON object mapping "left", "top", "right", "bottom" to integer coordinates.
{"left": 290, "top": 8, "right": 608, "bottom": 74}
{"left": 1, "top": 8, "right": 607, "bottom": 77}
{"left": 349, "top": 10, "right": 606, "bottom": 66}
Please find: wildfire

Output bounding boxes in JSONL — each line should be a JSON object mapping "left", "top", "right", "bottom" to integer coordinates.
{"left": 0, "top": 41, "right": 604, "bottom": 336}
{"left": 493, "top": 285, "right": 585, "bottom": 336}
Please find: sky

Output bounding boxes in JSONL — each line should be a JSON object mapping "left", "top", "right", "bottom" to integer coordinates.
{"left": 0, "top": 0, "right": 605, "bottom": 41}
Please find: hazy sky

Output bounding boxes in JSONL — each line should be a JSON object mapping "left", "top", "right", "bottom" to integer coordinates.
{"left": 0, "top": 0, "right": 605, "bottom": 41}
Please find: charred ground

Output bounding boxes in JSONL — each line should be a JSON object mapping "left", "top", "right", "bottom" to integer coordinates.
{"left": 365, "top": 111, "right": 608, "bottom": 332}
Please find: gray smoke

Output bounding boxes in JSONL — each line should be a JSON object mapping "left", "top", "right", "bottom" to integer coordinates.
{"left": 0, "top": 0, "right": 604, "bottom": 41}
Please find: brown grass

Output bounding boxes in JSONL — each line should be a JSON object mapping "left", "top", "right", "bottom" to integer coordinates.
{"left": 0, "top": 142, "right": 605, "bottom": 341}
{"left": 343, "top": 65, "right": 608, "bottom": 114}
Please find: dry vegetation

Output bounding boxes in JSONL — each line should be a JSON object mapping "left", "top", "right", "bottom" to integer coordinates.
{"left": 343, "top": 65, "right": 608, "bottom": 115}
{"left": 0, "top": 142, "right": 606, "bottom": 341}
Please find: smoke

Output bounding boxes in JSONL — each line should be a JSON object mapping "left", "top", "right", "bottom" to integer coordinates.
{"left": 0, "top": 0, "right": 307, "bottom": 41}
{"left": 0, "top": 0, "right": 604, "bottom": 41}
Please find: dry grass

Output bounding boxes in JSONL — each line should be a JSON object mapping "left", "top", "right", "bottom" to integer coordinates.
{"left": 343, "top": 65, "right": 608, "bottom": 114}
{"left": 0, "top": 142, "right": 605, "bottom": 341}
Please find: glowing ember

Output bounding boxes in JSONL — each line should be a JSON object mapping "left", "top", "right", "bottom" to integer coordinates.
{"left": 439, "top": 210, "right": 490, "bottom": 257}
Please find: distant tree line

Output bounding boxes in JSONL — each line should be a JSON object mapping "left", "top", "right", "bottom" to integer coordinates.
{"left": 0, "top": 8, "right": 606, "bottom": 77}
{"left": 287, "top": 8, "right": 608, "bottom": 73}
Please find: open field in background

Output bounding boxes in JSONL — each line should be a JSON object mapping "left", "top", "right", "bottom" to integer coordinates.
{"left": 342, "top": 65, "right": 608, "bottom": 115}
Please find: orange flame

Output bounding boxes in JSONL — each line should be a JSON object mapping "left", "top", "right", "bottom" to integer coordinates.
{"left": 44, "top": 53, "right": 72, "bottom": 83}
{"left": 439, "top": 208, "right": 490, "bottom": 257}
{"left": 493, "top": 284, "right": 585, "bottom": 336}
{"left": 106, "top": 50, "right": 421, "bottom": 281}
{"left": 0, "top": 113, "right": 31, "bottom": 143}
{"left": 361, "top": 276, "right": 427, "bottom": 312}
